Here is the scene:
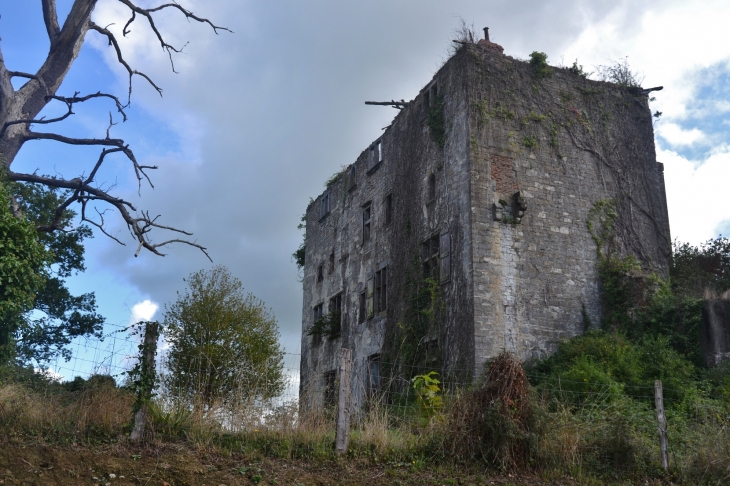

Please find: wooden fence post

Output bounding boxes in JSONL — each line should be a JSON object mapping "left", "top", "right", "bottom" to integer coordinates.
{"left": 654, "top": 380, "right": 669, "bottom": 470}
{"left": 335, "top": 347, "right": 352, "bottom": 455}
{"left": 130, "top": 321, "right": 159, "bottom": 442}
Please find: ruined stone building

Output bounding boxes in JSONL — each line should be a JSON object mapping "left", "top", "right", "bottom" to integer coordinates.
{"left": 299, "top": 30, "right": 671, "bottom": 408}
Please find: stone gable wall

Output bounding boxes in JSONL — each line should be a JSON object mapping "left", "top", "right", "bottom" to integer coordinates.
{"left": 463, "top": 46, "right": 671, "bottom": 368}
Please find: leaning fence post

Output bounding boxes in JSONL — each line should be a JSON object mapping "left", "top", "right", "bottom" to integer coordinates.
{"left": 335, "top": 347, "right": 352, "bottom": 455}
{"left": 130, "top": 320, "right": 159, "bottom": 442}
{"left": 654, "top": 380, "right": 669, "bottom": 470}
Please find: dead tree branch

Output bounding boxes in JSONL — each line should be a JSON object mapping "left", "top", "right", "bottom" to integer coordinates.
{"left": 7, "top": 168, "right": 211, "bottom": 262}
{"left": 117, "top": 0, "right": 232, "bottom": 72}
{"left": 0, "top": 91, "right": 127, "bottom": 138}
{"left": 0, "top": 0, "right": 229, "bottom": 260}
{"left": 89, "top": 22, "right": 163, "bottom": 100}
{"left": 41, "top": 0, "right": 62, "bottom": 46}
{"left": 365, "top": 100, "right": 410, "bottom": 110}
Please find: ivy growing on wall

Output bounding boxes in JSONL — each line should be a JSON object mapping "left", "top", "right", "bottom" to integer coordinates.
{"left": 382, "top": 255, "right": 445, "bottom": 380}
{"left": 586, "top": 199, "right": 710, "bottom": 367}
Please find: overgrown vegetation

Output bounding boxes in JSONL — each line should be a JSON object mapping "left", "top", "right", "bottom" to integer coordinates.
{"left": 596, "top": 57, "right": 644, "bottom": 88}
{"left": 383, "top": 264, "right": 445, "bottom": 378}
{"left": 292, "top": 213, "right": 306, "bottom": 272}
{"left": 306, "top": 310, "right": 341, "bottom": 340}
{"left": 529, "top": 51, "right": 552, "bottom": 79}
{"left": 568, "top": 60, "right": 589, "bottom": 78}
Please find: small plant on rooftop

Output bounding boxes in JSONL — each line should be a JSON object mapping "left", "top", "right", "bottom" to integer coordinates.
{"left": 596, "top": 57, "right": 644, "bottom": 88}
{"left": 529, "top": 51, "right": 552, "bottom": 79}
{"left": 568, "top": 60, "right": 589, "bottom": 78}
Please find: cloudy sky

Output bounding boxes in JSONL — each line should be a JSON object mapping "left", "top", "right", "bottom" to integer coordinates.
{"left": 2, "top": 0, "right": 730, "bottom": 376}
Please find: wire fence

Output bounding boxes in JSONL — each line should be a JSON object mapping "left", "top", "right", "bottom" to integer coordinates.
{"left": 32, "top": 322, "right": 304, "bottom": 404}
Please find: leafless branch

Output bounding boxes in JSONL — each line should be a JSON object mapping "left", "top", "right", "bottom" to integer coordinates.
{"left": 8, "top": 71, "right": 50, "bottom": 94}
{"left": 41, "top": 0, "right": 62, "bottom": 46}
{"left": 82, "top": 203, "right": 127, "bottom": 245}
{"left": 117, "top": 0, "right": 232, "bottom": 73}
{"left": 89, "top": 22, "right": 163, "bottom": 101}
{"left": 21, "top": 131, "right": 154, "bottom": 193}
{"left": 0, "top": 91, "right": 128, "bottom": 138}
{"left": 51, "top": 92, "right": 129, "bottom": 121}
{"left": 119, "top": 0, "right": 232, "bottom": 36}
{"left": 7, "top": 169, "right": 211, "bottom": 262}
{"left": 0, "top": 105, "right": 74, "bottom": 138}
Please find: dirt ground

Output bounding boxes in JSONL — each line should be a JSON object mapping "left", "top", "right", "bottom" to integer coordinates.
{"left": 0, "top": 438, "right": 582, "bottom": 486}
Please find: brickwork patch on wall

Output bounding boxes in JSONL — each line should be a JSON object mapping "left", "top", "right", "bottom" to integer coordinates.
{"left": 491, "top": 154, "right": 516, "bottom": 194}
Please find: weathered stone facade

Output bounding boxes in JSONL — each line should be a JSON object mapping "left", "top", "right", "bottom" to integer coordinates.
{"left": 299, "top": 38, "right": 671, "bottom": 409}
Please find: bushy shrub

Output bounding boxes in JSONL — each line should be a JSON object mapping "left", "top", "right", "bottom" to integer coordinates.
{"left": 530, "top": 331, "right": 697, "bottom": 404}
{"left": 529, "top": 51, "right": 552, "bottom": 79}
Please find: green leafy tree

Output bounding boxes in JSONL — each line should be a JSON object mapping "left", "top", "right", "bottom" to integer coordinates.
{"left": 0, "top": 182, "right": 50, "bottom": 364}
{"left": 672, "top": 237, "right": 730, "bottom": 299}
{"left": 8, "top": 182, "right": 105, "bottom": 363}
{"left": 163, "top": 266, "right": 285, "bottom": 408}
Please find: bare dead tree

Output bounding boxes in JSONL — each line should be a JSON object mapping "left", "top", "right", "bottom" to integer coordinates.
{"left": 0, "top": 0, "right": 232, "bottom": 260}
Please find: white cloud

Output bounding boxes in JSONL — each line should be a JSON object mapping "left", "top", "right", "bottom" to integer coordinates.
{"left": 661, "top": 145, "right": 730, "bottom": 245}
{"left": 563, "top": 1, "right": 730, "bottom": 124}
{"left": 34, "top": 367, "right": 63, "bottom": 382}
{"left": 656, "top": 123, "right": 707, "bottom": 147}
{"left": 130, "top": 299, "right": 159, "bottom": 325}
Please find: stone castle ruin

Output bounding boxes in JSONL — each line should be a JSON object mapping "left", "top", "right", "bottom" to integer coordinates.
{"left": 299, "top": 29, "right": 671, "bottom": 409}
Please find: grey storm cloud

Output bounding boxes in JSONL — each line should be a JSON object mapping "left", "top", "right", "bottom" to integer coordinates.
{"left": 77, "top": 0, "right": 663, "bottom": 353}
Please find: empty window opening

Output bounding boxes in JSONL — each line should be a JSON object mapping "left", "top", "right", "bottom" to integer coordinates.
{"left": 425, "top": 82, "right": 438, "bottom": 109}
{"left": 328, "top": 251, "right": 335, "bottom": 274}
{"left": 313, "top": 303, "right": 324, "bottom": 321}
{"left": 422, "top": 235, "right": 440, "bottom": 279}
{"left": 320, "top": 193, "right": 330, "bottom": 219}
{"left": 375, "top": 266, "right": 388, "bottom": 313}
{"left": 312, "top": 303, "right": 324, "bottom": 345}
{"left": 362, "top": 203, "right": 372, "bottom": 243}
{"left": 348, "top": 165, "right": 357, "bottom": 190}
{"left": 368, "top": 354, "right": 381, "bottom": 397}
{"left": 323, "top": 370, "right": 337, "bottom": 407}
{"left": 428, "top": 173, "right": 436, "bottom": 202}
{"left": 328, "top": 293, "right": 342, "bottom": 339}
{"left": 384, "top": 193, "right": 393, "bottom": 225}
{"left": 317, "top": 263, "right": 324, "bottom": 282}
{"left": 359, "top": 290, "right": 366, "bottom": 324}
{"left": 368, "top": 140, "right": 383, "bottom": 172}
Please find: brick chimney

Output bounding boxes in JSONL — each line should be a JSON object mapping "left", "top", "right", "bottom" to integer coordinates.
{"left": 478, "top": 27, "right": 504, "bottom": 54}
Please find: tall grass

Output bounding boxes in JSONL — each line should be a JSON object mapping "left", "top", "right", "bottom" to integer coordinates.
{"left": 0, "top": 377, "right": 133, "bottom": 441}
{"left": 0, "top": 363, "right": 727, "bottom": 484}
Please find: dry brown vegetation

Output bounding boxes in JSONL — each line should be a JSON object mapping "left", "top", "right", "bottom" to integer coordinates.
{"left": 0, "top": 356, "right": 728, "bottom": 485}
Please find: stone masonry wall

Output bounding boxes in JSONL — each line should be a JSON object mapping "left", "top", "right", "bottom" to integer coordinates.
{"left": 300, "top": 59, "right": 475, "bottom": 409}
{"left": 463, "top": 45, "right": 671, "bottom": 370}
